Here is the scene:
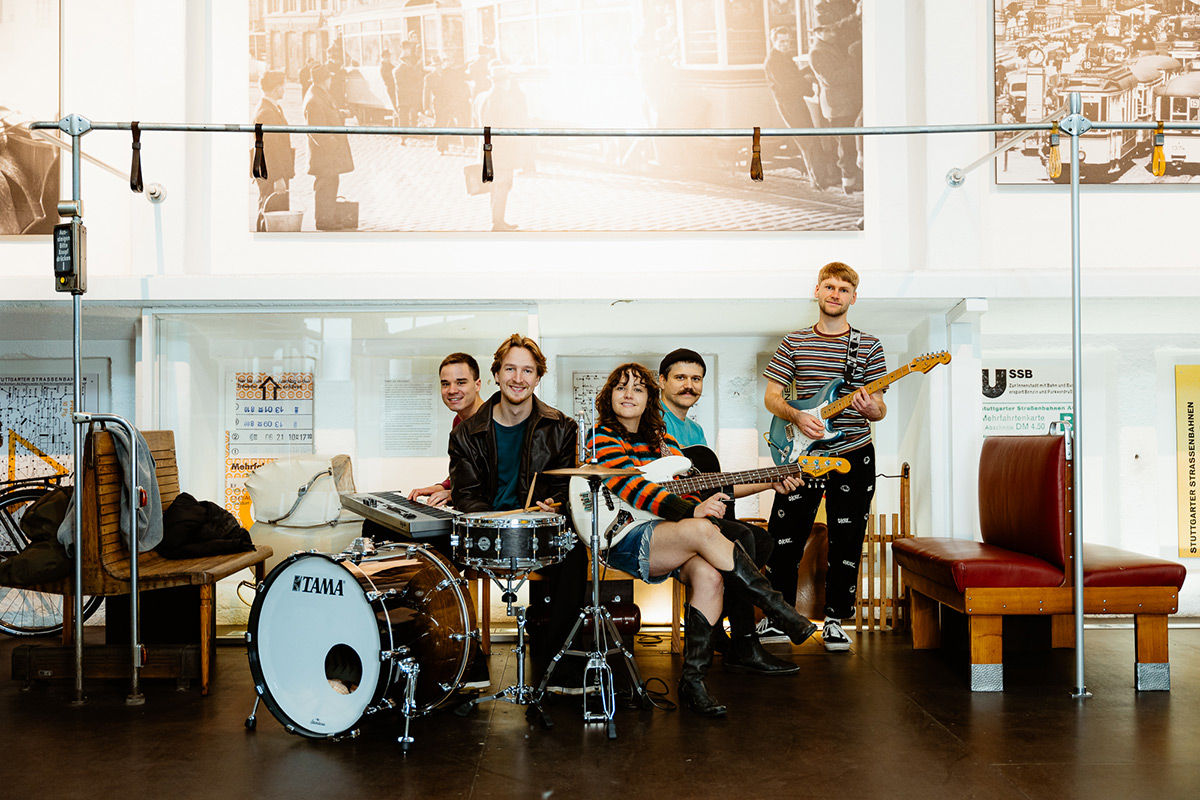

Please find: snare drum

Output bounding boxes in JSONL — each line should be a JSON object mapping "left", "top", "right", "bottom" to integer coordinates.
{"left": 246, "top": 543, "right": 476, "bottom": 739}
{"left": 452, "top": 511, "right": 571, "bottom": 572}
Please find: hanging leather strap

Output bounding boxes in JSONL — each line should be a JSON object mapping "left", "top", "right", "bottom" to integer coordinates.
{"left": 129, "top": 121, "right": 144, "bottom": 193}
{"left": 482, "top": 126, "right": 494, "bottom": 183}
{"left": 1151, "top": 121, "right": 1166, "bottom": 177}
{"left": 750, "top": 126, "right": 764, "bottom": 182}
{"left": 253, "top": 123, "right": 269, "bottom": 180}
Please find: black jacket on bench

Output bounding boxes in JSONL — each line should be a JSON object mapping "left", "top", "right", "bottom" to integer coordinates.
{"left": 157, "top": 492, "right": 254, "bottom": 560}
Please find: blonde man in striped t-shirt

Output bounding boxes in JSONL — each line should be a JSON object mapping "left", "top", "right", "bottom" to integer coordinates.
{"left": 762, "top": 262, "right": 887, "bottom": 653}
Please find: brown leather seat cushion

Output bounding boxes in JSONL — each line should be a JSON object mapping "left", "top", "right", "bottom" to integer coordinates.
{"left": 1082, "top": 543, "right": 1187, "bottom": 590}
{"left": 892, "top": 537, "right": 1063, "bottom": 593}
{"left": 978, "top": 436, "right": 1067, "bottom": 569}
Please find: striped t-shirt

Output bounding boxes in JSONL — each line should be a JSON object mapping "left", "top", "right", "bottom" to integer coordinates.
{"left": 763, "top": 325, "right": 887, "bottom": 454}
{"left": 589, "top": 424, "right": 697, "bottom": 522}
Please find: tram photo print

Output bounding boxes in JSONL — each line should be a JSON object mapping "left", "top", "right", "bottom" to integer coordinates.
{"left": 994, "top": 0, "right": 1200, "bottom": 185}
{"left": 247, "top": 0, "right": 865, "bottom": 232}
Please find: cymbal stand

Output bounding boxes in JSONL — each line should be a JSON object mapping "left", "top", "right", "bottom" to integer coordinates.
{"left": 534, "top": 473, "right": 648, "bottom": 740}
{"left": 453, "top": 567, "right": 550, "bottom": 725}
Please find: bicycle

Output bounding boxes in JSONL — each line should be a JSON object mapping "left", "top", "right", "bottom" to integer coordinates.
{"left": 0, "top": 474, "right": 103, "bottom": 636}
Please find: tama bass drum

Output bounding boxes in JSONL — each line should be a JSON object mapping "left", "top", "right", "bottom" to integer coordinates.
{"left": 246, "top": 543, "right": 476, "bottom": 738}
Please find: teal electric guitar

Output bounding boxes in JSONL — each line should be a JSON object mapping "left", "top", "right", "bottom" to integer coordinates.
{"left": 766, "top": 351, "right": 951, "bottom": 464}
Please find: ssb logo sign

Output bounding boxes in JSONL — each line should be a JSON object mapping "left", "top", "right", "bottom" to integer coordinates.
{"left": 982, "top": 368, "right": 1033, "bottom": 398}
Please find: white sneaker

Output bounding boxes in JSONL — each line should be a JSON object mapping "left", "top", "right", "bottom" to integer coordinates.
{"left": 821, "top": 618, "right": 851, "bottom": 652}
{"left": 755, "top": 617, "right": 788, "bottom": 643}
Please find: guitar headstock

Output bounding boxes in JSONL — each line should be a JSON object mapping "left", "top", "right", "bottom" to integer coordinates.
{"left": 796, "top": 456, "right": 851, "bottom": 476}
{"left": 910, "top": 351, "right": 952, "bottom": 373}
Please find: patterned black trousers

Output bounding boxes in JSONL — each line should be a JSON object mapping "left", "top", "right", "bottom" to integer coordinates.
{"left": 764, "top": 442, "right": 876, "bottom": 620}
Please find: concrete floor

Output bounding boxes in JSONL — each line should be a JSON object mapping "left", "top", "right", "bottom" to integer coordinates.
{"left": 1, "top": 621, "right": 1197, "bottom": 799}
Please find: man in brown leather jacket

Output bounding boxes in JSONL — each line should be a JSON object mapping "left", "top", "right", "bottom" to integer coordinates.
{"left": 449, "top": 334, "right": 587, "bottom": 692}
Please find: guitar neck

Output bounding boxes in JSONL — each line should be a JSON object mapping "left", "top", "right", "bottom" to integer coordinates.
{"left": 820, "top": 364, "right": 912, "bottom": 420}
{"left": 666, "top": 462, "right": 807, "bottom": 495}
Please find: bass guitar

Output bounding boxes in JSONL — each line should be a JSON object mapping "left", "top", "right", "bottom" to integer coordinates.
{"left": 569, "top": 452, "right": 850, "bottom": 550}
{"left": 766, "top": 351, "right": 950, "bottom": 465}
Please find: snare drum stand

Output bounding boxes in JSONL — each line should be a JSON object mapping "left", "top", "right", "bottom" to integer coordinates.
{"left": 453, "top": 566, "right": 550, "bottom": 725}
{"left": 534, "top": 473, "right": 649, "bottom": 740}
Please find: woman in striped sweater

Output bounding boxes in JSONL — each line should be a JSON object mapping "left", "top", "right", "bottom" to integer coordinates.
{"left": 588, "top": 363, "right": 818, "bottom": 716}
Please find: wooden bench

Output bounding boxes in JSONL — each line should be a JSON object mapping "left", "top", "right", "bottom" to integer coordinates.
{"left": 892, "top": 435, "right": 1186, "bottom": 692}
{"left": 24, "top": 429, "right": 272, "bottom": 694}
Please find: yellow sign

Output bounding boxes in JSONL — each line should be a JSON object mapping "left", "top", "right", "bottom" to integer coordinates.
{"left": 1177, "top": 366, "right": 1200, "bottom": 558}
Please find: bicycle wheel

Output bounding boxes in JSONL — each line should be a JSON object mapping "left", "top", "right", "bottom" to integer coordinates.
{"left": 0, "top": 486, "right": 103, "bottom": 636}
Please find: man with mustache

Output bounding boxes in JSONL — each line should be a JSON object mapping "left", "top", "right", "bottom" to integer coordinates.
{"left": 657, "top": 349, "right": 802, "bottom": 675}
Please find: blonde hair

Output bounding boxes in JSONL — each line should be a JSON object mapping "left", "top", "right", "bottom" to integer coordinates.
{"left": 817, "top": 261, "right": 859, "bottom": 289}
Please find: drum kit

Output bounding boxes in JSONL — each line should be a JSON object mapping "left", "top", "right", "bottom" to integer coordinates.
{"left": 244, "top": 462, "right": 647, "bottom": 747}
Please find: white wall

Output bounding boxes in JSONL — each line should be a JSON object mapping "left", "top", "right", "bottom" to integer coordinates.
{"left": 2, "top": 1, "right": 1196, "bottom": 613}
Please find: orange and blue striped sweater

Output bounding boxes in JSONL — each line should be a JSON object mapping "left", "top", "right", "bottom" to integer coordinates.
{"left": 588, "top": 424, "right": 698, "bottom": 522}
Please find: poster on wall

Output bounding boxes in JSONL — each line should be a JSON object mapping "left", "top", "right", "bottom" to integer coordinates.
{"left": 1, "top": 376, "right": 99, "bottom": 480}
{"left": 0, "top": 2, "right": 61, "bottom": 235}
{"left": 1177, "top": 365, "right": 1199, "bottom": 558}
{"left": 224, "top": 371, "right": 315, "bottom": 526}
{"left": 382, "top": 378, "right": 436, "bottom": 455}
{"left": 247, "top": 0, "right": 864, "bottom": 232}
{"left": 981, "top": 361, "right": 1073, "bottom": 436}
{"left": 993, "top": 2, "right": 1200, "bottom": 185}
{"left": 563, "top": 355, "right": 716, "bottom": 448}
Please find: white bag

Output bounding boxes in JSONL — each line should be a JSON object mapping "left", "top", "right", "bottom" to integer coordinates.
{"left": 245, "top": 454, "right": 358, "bottom": 528}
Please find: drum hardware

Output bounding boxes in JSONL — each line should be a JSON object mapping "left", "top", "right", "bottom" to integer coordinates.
{"left": 379, "top": 648, "right": 409, "bottom": 661}
{"left": 346, "top": 536, "right": 377, "bottom": 560}
{"left": 453, "top": 564, "right": 552, "bottom": 726}
{"left": 243, "top": 542, "right": 476, "bottom": 752}
{"left": 435, "top": 576, "right": 468, "bottom": 592}
{"left": 366, "top": 698, "right": 396, "bottom": 713}
{"left": 533, "top": 469, "right": 651, "bottom": 740}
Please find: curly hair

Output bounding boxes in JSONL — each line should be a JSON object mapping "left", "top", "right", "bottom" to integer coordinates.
{"left": 595, "top": 363, "right": 665, "bottom": 447}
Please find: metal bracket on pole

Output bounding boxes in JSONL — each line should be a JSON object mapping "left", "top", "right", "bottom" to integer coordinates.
{"left": 58, "top": 113, "right": 93, "bottom": 138}
{"left": 1059, "top": 112, "right": 1092, "bottom": 138}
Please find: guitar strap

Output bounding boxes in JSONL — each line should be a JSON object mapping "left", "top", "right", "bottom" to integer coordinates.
{"left": 844, "top": 328, "right": 861, "bottom": 384}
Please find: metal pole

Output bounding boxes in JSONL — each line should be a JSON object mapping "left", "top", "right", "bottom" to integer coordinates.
{"left": 1061, "top": 93, "right": 1091, "bottom": 699}
{"left": 72, "top": 412, "right": 143, "bottom": 704}
{"left": 68, "top": 120, "right": 85, "bottom": 707}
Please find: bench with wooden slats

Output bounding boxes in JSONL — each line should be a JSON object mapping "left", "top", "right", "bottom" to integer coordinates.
{"left": 25, "top": 429, "right": 272, "bottom": 694}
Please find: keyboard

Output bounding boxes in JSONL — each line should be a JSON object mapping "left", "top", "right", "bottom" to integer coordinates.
{"left": 339, "top": 491, "right": 461, "bottom": 538}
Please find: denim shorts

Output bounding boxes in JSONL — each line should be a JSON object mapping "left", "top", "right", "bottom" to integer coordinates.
{"left": 602, "top": 519, "right": 677, "bottom": 584}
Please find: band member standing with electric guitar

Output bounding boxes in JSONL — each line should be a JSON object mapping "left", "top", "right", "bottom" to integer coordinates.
{"left": 762, "top": 261, "right": 887, "bottom": 653}
{"left": 584, "top": 363, "right": 819, "bottom": 717}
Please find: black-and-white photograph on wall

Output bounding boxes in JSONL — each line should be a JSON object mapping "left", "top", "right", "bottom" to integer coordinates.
{"left": 248, "top": 0, "right": 864, "bottom": 232}
{"left": 0, "top": 1, "right": 61, "bottom": 236}
{"left": 994, "top": 0, "right": 1200, "bottom": 185}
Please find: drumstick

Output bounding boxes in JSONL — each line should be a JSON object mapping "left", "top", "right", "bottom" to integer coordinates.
{"left": 523, "top": 474, "right": 538, "bottom": 511}
{"left": 490, "top": 501, "right": 561, "bottom": 517}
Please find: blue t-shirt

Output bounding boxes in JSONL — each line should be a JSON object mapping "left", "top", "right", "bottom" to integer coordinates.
{"left": 491, "top": 417, "right": 530, "bottom": 511}
{"left": 661, "top": 404, "right": 707, "bottom": 449}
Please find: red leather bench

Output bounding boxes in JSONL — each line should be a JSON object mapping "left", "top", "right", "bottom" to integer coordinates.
{"left": 892, "top": 435, "right": 1186, "bottom": 692}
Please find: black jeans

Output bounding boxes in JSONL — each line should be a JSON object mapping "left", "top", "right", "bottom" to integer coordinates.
{"left": 764, "top": 442, "right": 876, "bottom": 620}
